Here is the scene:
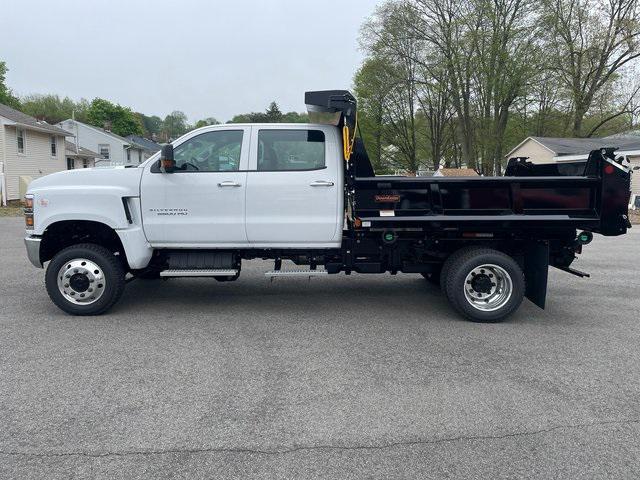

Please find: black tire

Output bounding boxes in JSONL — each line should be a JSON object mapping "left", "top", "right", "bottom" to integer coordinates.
{"left": 440, "top": 247, "right": 485, "bottom": 303}
{"left": 45, "top": 243, "right": 126, "bottom": 315}
{"left": 443, "top": 248, "right": 525, "bottom": 323}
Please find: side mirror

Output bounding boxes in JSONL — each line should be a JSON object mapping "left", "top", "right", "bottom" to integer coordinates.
{"left": 160, "top": 144, "right": 175, "bottom": 173}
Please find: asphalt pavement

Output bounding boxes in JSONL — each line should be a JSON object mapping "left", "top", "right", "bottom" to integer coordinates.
{"left": 1, "top": 217, "right": 639, "bottom": 479}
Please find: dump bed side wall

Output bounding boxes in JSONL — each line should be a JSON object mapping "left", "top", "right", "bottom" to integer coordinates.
{"left": 353, "top": 176, "right": 602, "bottom": 233}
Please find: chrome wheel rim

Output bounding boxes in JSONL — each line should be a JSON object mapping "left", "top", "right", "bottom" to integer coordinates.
{"left": 463, "top": 264, "right": 513, "bottom": 312}
{"left": 57, "top": 258, "right": 106, "bottom": 305}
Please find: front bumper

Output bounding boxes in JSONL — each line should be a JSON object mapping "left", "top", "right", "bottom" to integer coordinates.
{"left": 24, "top": 236, "right": 43, "bottom": 268}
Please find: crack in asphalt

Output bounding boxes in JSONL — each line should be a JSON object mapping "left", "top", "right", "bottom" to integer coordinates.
{"left": 1, "top": 418, "right": 638, "bottom": 459}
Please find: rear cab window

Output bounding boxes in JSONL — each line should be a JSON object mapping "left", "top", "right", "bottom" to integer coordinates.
{"left": 257, "top": 130, "right": 325, "bottom": 171}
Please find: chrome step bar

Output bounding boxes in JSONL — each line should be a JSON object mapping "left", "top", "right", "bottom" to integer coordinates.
{"left": 160, "top": 269, "right": 238, "bottom": 278}
{"left": 264, "top": 269, "right": 328, "bottom": 277}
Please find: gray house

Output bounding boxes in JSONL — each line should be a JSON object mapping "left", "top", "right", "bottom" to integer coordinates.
{"left": 58, "top": 119, "right": 149, "bottom": 167}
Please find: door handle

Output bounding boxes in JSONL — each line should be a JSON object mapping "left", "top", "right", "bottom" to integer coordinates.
{"left": 218, "top": 181, "right": 242, "bottom": 187}
{"left": 310, "top": 180, "right": 334, "bottom": 187}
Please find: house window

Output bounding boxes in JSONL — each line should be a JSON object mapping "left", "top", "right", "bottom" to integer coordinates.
{"left": 17, "top": 128, "right": 25, "bottom": 154}
{"left": 127, "top": 149, "right": 131, "bottom": 162}
{"left": 50, "top": 136, "right": 57, "bottom": 157}
{"left": 98, "top": 144, "right": 110, "bottom": 159}
{"left": 82, "top": 159, "right": 89, "bottom": 168}
{"left": 67, "top": 158, "right": 75, "bottom": 170}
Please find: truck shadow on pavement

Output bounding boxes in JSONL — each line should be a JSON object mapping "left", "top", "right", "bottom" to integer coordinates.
{"left": 109, "top": 274, "right": 543, "bottom": 325}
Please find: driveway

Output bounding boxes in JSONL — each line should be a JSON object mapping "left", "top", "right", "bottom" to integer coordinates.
{"left": 1, "top": 217, "right": 638, "bottom": 479}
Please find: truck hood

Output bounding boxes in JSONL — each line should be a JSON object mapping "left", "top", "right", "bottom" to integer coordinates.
{"left": 27, "top": 166, "right": 143, "bottom": 197}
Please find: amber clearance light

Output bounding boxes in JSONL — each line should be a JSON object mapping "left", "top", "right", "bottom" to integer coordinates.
{"left": 24, "top": 194, "right": 34, "bottom": 230}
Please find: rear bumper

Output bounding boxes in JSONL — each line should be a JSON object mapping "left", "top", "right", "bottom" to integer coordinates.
{"left": 24, "top": 236, "right": 42, "bottom": 268}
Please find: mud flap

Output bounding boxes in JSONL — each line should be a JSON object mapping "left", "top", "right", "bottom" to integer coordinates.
{"left": 524, "top": 241, "right": 549, "bottom": 309}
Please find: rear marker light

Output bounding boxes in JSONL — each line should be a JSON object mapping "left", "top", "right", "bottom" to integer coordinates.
{"left": 604, "top": 165, "right": 615, "bottom": 175}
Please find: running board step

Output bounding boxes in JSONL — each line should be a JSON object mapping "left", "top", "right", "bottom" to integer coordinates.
{"left": 160, "top": 269, "right": 238, "bottom": 278}
{"left": 265, "top": 269, "right": 328, "bottom": 277}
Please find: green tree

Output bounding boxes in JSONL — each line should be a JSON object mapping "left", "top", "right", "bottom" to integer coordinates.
{"left": 542, "top": 0, "right": 640, "bottom": 136}
{"left": 281, "top": 111, "right": 309, "bottom": 123}
{"left": 354, "top": 58, "right": 390, "bottom": 173}
{"left": 228, "top": 112, "right": 261, "bottom": 123}
{"left": 21, "top": 94, "right": 89, "bottom": 124}
{"left": 361, "top": 2, "right": 423, "bottom": 175}
{"left": 137, "top": 113, "right": 163, "bottom": 137}
{"left": 87, "top": 98, "right": 144, "bottom": 137}
{"left": 265, "top": 102, "right": 283, "bottom": 122}
{"left": 193, "top": 117, "right": 220, "bottom": 129}
{"left": 0, "top": 61, "right": 20, "bottom": 109}
{"left": 228, "top": 102, "right": 306, "bottom": 124}
{"left": 161, "top": 111, "right": 189, "bottom": 140}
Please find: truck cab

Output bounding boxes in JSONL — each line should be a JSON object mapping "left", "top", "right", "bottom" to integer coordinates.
{"left": 140, "top": 123, "right": 343, "bottom": 249}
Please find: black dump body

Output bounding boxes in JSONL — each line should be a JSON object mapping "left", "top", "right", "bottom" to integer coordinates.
{"left": 353, "top": 148, "right": 631, "bottom": 238}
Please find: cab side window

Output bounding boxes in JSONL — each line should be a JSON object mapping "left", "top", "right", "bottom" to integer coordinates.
{"left": 174, "top": 130, "right": 243, "bottom": 172}
{"left": 257, "top": 130, "right": 325, "bottom": 171}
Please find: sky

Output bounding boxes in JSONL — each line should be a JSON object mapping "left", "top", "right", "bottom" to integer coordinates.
{"left": 0, "top": 0, "right": 382, "bottom": 123}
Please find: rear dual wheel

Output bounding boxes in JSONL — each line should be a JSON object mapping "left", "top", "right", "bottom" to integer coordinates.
{"left": 441, "top": 248, "right": 525, "bottom": 322}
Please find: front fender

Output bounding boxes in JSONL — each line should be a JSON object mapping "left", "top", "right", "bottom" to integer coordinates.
{"left": 30, "top": 186, "right": 132, "bottom": 235}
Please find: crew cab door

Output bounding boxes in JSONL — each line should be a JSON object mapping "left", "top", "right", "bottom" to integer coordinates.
{"left": 140, "top": 127, "right": 250, "bottom": 246}
{"left": 245, "top": 125, "right": 342, "bottom": 246}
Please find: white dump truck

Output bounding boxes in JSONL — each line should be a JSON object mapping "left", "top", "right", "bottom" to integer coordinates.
{"left": 23, "top": 91, "right": 632, "bottom": 321}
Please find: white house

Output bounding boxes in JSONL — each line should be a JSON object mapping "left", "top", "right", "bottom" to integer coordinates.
{"left": 126, "top": 134, "right": 161, "bottom": 163}
{"left": 58, "top": 119, "right": 150, "bottom": 167}
{"left": 505, "top": 135, "right": 640, "bottom": 199}
{"left": 64, "top": 141, "right": 99, "bottom": 170}
{"left": 0, "top": 103, "right": 71, "bottom": 202}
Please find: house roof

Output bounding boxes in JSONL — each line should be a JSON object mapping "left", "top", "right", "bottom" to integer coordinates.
{"left": 507, "top": 135, "right": 640, "bottom": 158}
{"left": 435, "top": 168, "right": 478, "bottom": 177}
{"left": 0, "top": 103, "right": 71, "bottom": 136}
{"left": 126, "top": 135, "right": 161, "bottom": 153}
{"left": 60, "top": 119, "right": 133, "bottom": 145}
{"left": 64, "top": 141, "right": 100, "bottom": 158}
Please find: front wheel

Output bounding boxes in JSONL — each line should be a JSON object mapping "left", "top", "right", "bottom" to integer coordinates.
{"left": 443, "top": 248, "right": 525, "bottom": 323}
{"left": 45, "top": 243, "right": 126, "bottom": 315}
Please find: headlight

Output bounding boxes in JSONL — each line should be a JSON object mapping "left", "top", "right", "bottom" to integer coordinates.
{"left": 24, "top": 194, "right": 34, "bottom": 229}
